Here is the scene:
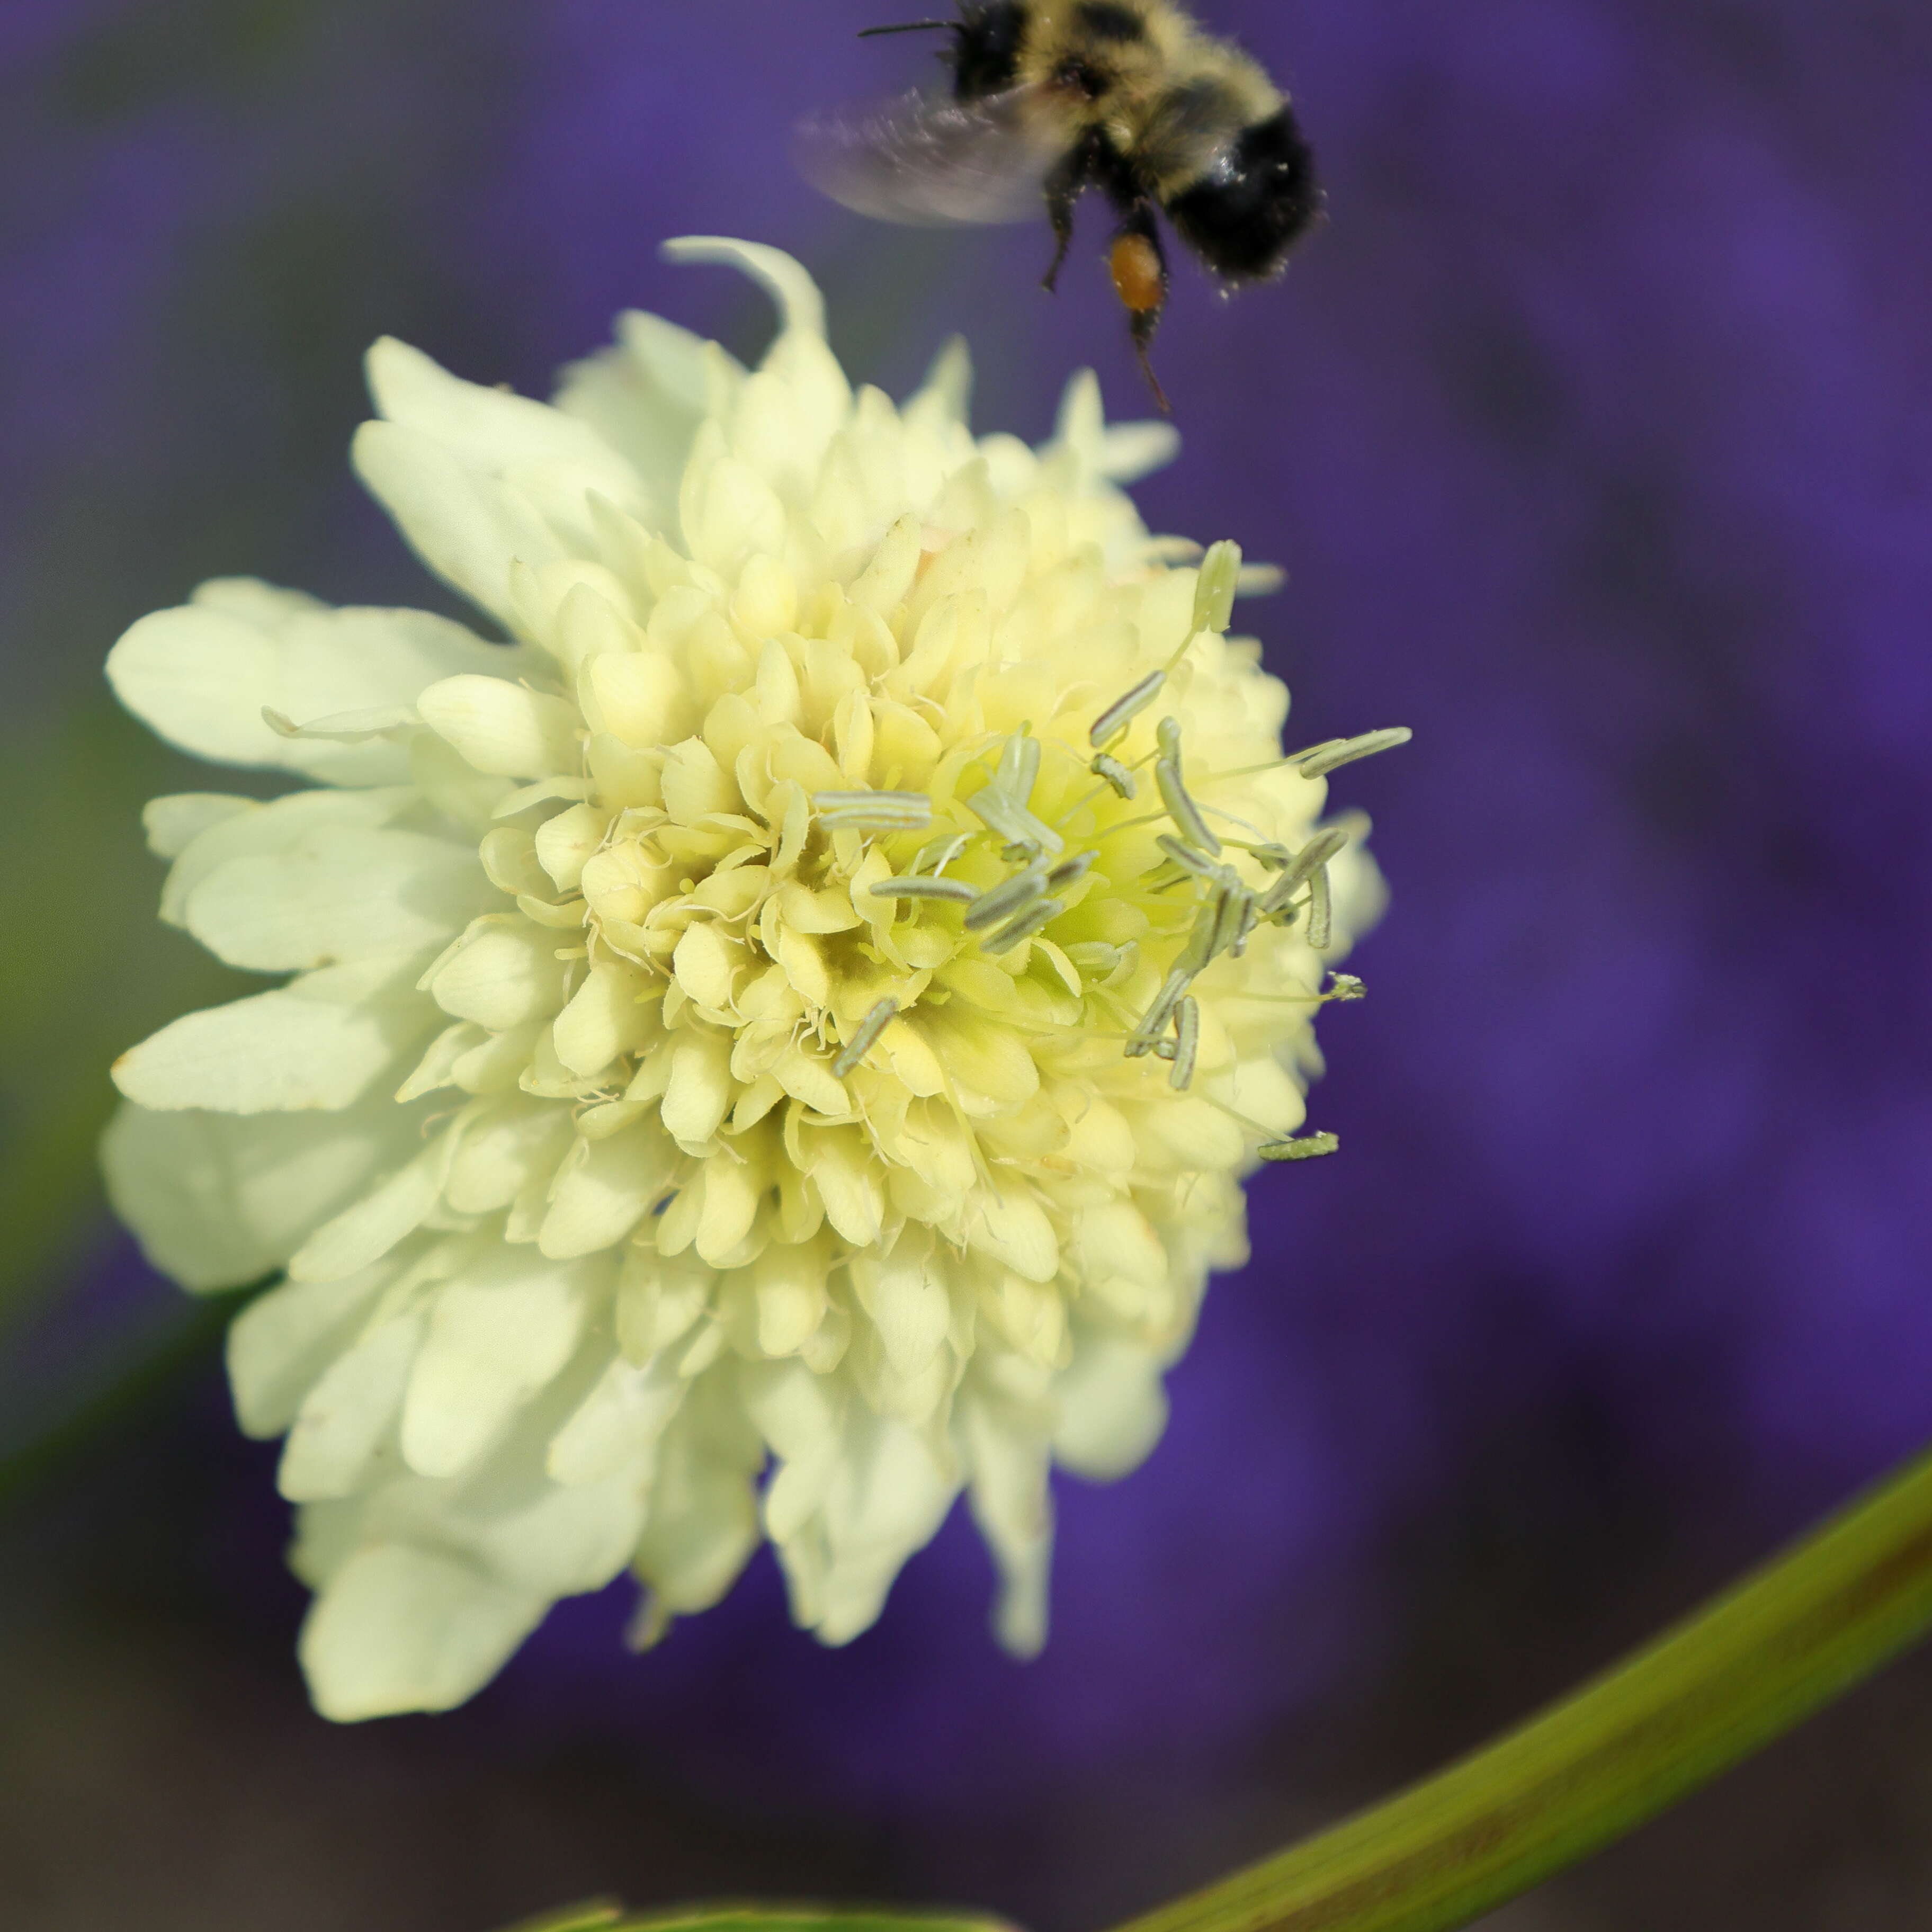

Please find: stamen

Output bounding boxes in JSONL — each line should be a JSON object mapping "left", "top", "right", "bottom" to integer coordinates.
{"left": 995, "top": 727, "right": 1041, "bottom": 805}
{"left": 832, "top": 998, "right": 898, "bottom": 1077}
{"left": 1258, "top": 1131, "right": 1340, "bottom": 1162}
{"left": 1046, "top": 851, "right": 1096, "bottom": 891}
{"left": 1229, "top": 890, "right": 1261, "bottom": 959}
{"left": 982, "top": 896, "right": 1063, "bottom": 955}
{"left": 1291, "top": 728, "right": 1413, "bottom": 779}
{"left": 912, "top": 832, "right": 970, "bottom": 875}
{"left": 1168, "top": 996, "right": 1200, "bottom": 1089}
{"left": 1126, "top": 969, "right": 1193, "bottom": 1057}
{"left": 963, "top": 862, "right": 1049, "bottom": 931}
{"left": 1156, "top": 757, "right": 1221, "bottom": 855}
{"left": 1191, "top": 539, "right": 1242, "bottom": 637}
{"left": 815, "top": 790, "right": 933, "bottom": 832}
{"left": 871, "top": 876, "right": 977, "bottom": 902}
{"left": 1327, "top": 972, "right": 1366, "bottom": 1001}
{"left": 1208, "top": 883, "right": 1252, "bottom": 960}
{"left": 1090, "top": 752, "right": 1138, "bottom": 799}
{"left": 1306, "top": 865, "right": 1333, "bottom": 952}
{"left": 963, "top": 784, "right": 1065, "bottom": 855}
{"left": 1174, "top": 901, "right": 1221, "bottom": 976}
{"left": 1153, "top": 832, "right": 1230, "bottom": 882}
{"left": 1259, "top": 827, "right": 1350, "bottom": 916}
{"left": 1089, "top": 670, "right": 1165, "bottom": 748}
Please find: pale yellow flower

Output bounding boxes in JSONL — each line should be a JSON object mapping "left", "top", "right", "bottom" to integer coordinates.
{"left": 101, "top": 240, "right": 1393, "bottom": 1720}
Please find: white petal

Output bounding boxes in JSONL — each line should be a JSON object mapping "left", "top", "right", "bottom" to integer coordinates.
{"left": 287, "top": 1133, "right": 454, "bottom": 1283}
{"left": 854, "top": 1249, "right": 950, "bottom": 1379}
{"left": 661, "top": 237, "right": 826, "bottom": 342}
{"left": 632, "top": 1380, "right": 763, "bottom": 1613}
{"left": 112, "top": 959, "right": 436, "bottom": 1115}
{"left": 425, "top": 920, "right": 567, "bottom": 1030}
{"left": 106, "top": 580, "right": 520, "bottom": 784}
{"left": 279, "top": 1312, "right": 426, "bottom": 1502}
{"left": 538, "top": 1129, "right": 673, "bottom": 1260}
{"left": 367, "top": 336, "right": 640, "bottom": 485}
{"left": 400, "top": 1250, "right": 594, "bottom": 1478}
{"left": 352, "top": 420, "right": 569, "bottom": 630}
{"left": 102, "top": 1094, "right": 420, "bottom": 1292}
{"left": 299, "top": 1543, "right": 547, "bottom": 1721}
{"left": 158, "top": 787, "right": 408, "bottom": 931}
{"left": 553, "top": 310, "right": 720, "bottom": 524}
{"left": 552, "top": 960, "right": 656, "bottom": 1079}
{"left": 965, "top": 1177, "right": 1059, "bottom": 1283}
{"left": 548, "top": 1351, "right": 684, "bottom": 1486}
{"left": 179, "top": 827, "right": 494, "bottom": 973}
{"left": 143, "top": 792, "right": 252, "bottom": 860}
{"left": 1052, "top": 1331, "right": 1169, "bottom": 1480}
{"left": 416, "top": 674, "right": 580, "bottom": 778}
{"left": 960, "top": 1389, "right": 1051, "bottom": 1658}
{"left": 226, "top": 1260, "right": 398, "bottom": 1436}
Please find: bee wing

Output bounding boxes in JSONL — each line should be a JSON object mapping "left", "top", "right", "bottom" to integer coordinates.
{"left": 795, "top": 89, "right": 1061, "bottom": 227}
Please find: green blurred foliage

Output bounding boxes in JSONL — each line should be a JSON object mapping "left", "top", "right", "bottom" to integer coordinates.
{"left": 0, "top": 698, "right": 247, "bottom": 1334}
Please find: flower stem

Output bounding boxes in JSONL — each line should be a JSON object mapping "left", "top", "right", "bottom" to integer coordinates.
{"left": 1103, "top": 1443, "right": 1932, "bottom": 1932}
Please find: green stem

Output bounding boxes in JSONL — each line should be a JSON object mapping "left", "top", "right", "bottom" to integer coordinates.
{"left": 1104, "top": 1444, "right": 1932, "bottom": 1932}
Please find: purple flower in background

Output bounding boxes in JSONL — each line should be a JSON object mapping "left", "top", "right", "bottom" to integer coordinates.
{"left": 6, "top": 0, "right": 1932, "bottom": 1886}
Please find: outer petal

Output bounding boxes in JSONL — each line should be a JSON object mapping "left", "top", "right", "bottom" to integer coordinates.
{"left": 297, "top": 1543, "right": 547, "bottom": 1722}
{"left": 105, "top": 579, "right": 522, "bottom": 784}
{"left": 176, "top": 826, "right": 495, "bottom": 973}
{"left": 112, "top": 957, "right": 438, "bottom": 1114}
{"left": 101, "top": 1092, "right": 425, "bottom": 1292}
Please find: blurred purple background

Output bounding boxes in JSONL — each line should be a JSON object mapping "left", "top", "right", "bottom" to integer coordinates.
{"left": 5, "top": 1, "right": 1932, "bottom": 1927}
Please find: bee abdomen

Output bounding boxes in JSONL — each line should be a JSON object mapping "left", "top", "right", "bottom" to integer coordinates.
{"left": 1163, "top": 106, "right": 1321, "bottom": 281}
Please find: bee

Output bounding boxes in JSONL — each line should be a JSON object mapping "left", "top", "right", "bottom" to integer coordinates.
{"left": 799, "top": 1, "right": 1321, "bottom": 411}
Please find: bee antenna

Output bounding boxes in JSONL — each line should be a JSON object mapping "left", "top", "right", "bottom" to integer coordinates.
{"left": 858, "top": 19, "right": 956, "bottom": 37}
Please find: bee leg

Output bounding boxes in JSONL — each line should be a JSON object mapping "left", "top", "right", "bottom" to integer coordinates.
{"left": 1041, "top": 133, "right": 1102, "bottom": 293}
{"left": 1107, "top": 203, "right": 1171, "bottom": 413}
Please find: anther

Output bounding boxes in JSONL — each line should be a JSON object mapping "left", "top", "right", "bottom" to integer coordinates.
{"left": 871, "top": 876, "right": 977, "bottom": 902}
{"left": 1258, "top": 1131, "right": 1340, "bottom": 1162}
{"left": 1046, "top": 852, "right": 1096, "bottom": 891}
{"left": 963, "top": 784, "right": 1065, "bottom": 856}
{"left": 1156, "top": 757, "right": 1221, "bottom": 855}
{"left": 1090, "top": 752, "right": 1137, "bottom": 799}
{"left": 1192, "top": 540, "right": 1242, "bottom": 637}
{"left": 1153, "top": 832, "right": 1228, "bottom": 882}
{"left": 832, "top": 998, "right": 898, "bottom": 1078}
{"left": 1259, "top": 827, "right": 1350, "bottom": 917}
{"left": 983, "top": 896, "right": 1063, "bottom": 955}
{"left": 1127, "top": 969, "right": 1193, "bottom": 1057}
{"left": 995, "top": 728, "right": 1041, "bottom": 806}
{"left": 1167, "top": 996, "right": 1200, "bottom": 1090}
{"left": 912, "top": 832, "right": 970, "bottom": 875}
{"left": 964, "top": 862, "right": 1049, "bottom": 931}
{"left": 1327, "top": 972, "right": 1366, "bottom": 1001}
{"left": 1307, "top": 865, "right": 1333, "bottom": 952}
{"left": 814, "top": 790, "right": 933, "bottom": 832}
{"left": 1089, "top": 670, "right": 1165, "bottom": 749}
{"left": 1291, "top": 728, "right": 1413, "bottom": 780}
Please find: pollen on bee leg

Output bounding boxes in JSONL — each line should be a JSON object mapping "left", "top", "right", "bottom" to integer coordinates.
{"left": 1110, "top": 232, "right": 1166, "bottom": 318}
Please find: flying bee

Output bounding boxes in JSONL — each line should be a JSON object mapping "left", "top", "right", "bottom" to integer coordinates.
{"left": 798, "top": 1, "right": 1322, "bottom": 411}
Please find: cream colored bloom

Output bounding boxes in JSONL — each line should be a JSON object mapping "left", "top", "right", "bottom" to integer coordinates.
{"left": 102, "top": 240, "right": 1392, "bottom": 1721}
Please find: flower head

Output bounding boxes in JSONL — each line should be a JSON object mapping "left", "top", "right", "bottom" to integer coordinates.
{"left": 103, "top": 239, "right": 1393, "bottom": 1720}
